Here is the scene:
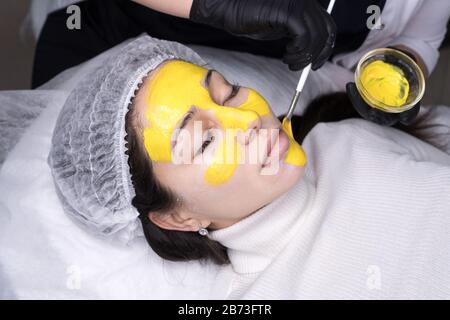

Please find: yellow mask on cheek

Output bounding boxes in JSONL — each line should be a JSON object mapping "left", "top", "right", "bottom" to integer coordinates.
{"left": 143, "top": 60, "right": 305, "bottom": 186}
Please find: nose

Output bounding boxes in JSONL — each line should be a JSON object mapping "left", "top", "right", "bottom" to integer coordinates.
{"left": 235, "top": 115, "right": 262, "bottom": 146}
{"left": 213, "top": 105, "right": 262, "bottom": 145}
{"left": 214, "top": 105, "right": 259, "bottom": 128}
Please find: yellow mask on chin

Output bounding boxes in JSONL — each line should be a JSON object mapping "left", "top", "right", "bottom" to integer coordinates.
{"left": 143, "top": 60, "right": 306, "bottom": 186}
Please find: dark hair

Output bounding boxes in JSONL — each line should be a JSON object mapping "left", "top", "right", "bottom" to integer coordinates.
{"left": 124, "top": 94, "right": 230, "bottom": 266}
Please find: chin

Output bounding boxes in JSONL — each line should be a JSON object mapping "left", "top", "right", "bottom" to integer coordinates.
{"left": 282, "top": 163, "right": 305, "bottom": 185}
{"left": 259, "top": 165, "right": 305, "bottom": 204}
{"left": 258, "top": 163, "right": 305, "bottom": 199}
{"left": 264, "top": 159, "right": 305, "bottom": 179}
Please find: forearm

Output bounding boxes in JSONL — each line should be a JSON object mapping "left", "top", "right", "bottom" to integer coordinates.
{"left": 133, "top": 0, "right": 193, "bottom": 18}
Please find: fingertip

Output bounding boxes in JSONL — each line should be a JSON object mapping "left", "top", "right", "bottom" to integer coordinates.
{"left": 399, "top": 103, "right": 421, "bottom": 125}
{"left": 346, "top": 82, "right": 357, "bottom": 94}
{"left": 311, "top": 43, "right": 333, "bottom": 70}
{"left": 311, "top": 59, "right": 326, "bottom": 71}
{"left": 289, "top": 63, "right": 304, "bottom": 71}
{"left": 283, "top": 51, "right": 312, "bottom": 68}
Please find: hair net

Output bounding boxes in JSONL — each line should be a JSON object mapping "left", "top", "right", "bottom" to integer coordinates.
{"left": 48, "top": 35, "right": 207, "bottom": 244}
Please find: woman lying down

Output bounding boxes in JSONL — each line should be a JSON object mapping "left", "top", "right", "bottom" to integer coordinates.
{"left": 48, "top": 35, "right": 450, "bottom": 299}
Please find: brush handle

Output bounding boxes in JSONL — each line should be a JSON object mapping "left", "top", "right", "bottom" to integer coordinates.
{"left": 295, "top": 64, "right": 312, "bottom": 92}
{"left": 326, "top": 0, "right": 336, "bottom": 13}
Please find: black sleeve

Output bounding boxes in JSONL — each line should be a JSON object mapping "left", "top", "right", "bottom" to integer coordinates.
{"left": 32, "top": 0, "right": 143, "bottom": 88}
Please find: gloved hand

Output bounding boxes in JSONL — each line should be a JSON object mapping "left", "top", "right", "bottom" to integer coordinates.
{"left": 189, "top": 0, "right": 336, "bottom": 71}
{"left": 346, "top": 82, "right": 421, "bottom": 126}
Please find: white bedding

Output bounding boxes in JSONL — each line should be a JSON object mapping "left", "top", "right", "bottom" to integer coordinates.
{"left": 0, "top": 37, "right": 449, "bottom": 299}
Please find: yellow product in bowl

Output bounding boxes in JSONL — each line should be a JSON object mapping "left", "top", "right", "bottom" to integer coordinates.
{"left": 360, "top": 60, "right": 410, "bottom": 107}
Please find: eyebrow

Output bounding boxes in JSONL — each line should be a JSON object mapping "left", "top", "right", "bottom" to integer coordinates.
{"left": 205, "top": 69, "right": 215, "bottom": 88}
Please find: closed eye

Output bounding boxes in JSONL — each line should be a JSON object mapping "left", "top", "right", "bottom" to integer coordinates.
{"left": 196, "top": 129, "right": 215, "bottom": 157}
{"left": 223, "top": 84, "right": 240, "bottom": 105}
{"left": 205, "top": 69, "right": 241, "bottom": 106}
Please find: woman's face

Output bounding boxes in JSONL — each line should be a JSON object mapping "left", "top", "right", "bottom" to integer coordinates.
{"left": 134, "top": 60, "right": 305, "bottom": 230}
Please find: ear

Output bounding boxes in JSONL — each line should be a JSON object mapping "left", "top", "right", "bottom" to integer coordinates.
{"left": 148, "top": 211, "right": 209, "bottom": 232}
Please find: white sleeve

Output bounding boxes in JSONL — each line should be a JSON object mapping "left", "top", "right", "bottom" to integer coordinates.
{"left": 387, "top": 0, "right": 450, "bottom": 74}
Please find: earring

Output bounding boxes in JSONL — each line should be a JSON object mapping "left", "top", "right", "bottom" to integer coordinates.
{"left": 198, "top": 226, "right": 209, "bottom": 236}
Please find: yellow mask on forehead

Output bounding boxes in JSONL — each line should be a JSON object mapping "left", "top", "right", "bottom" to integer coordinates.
{"left": 143, "top": 60, "right": 305, "bottom": 186}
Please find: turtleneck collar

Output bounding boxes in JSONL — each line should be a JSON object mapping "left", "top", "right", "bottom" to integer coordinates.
{"left": 208, "top": 176, "right": 316, "bottom": 274}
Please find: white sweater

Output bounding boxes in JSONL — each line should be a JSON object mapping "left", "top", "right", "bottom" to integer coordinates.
{"left": 209, "top": 119, "right": 450, "bottom": 299}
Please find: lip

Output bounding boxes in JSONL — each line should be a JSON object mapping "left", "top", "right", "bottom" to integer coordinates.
{"left": 262, "top": 128, "right": 290, "bottom": 167}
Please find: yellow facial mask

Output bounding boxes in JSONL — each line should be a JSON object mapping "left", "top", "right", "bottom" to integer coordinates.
{"left": 143, "top": 60, "right": 305, "bottom": 186}
{"left": 360, "top": 60, "right": 410, "bottom": 107}
{"left": 281, "top": 119, "right": 306, "bottom": 167}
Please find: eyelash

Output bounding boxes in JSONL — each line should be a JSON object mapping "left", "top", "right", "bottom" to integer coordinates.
{"left": 200, "top": 130, "right": 215, "bottom": 154}
{"left": 228, "top": 84, "right": 240, "bottom": 102}
{"left": 183, "top": 111, "right": 194, "bottom": 125}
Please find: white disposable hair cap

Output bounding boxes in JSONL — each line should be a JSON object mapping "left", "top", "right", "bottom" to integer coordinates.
{"left": 48, "top": 35, "right": 207, "bottom": 244}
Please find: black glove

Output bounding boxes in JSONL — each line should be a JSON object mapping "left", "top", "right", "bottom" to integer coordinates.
{"left": 346, "top": 82, "right": 421, "bottom": 127}
{"left": 190, "top": 0, "right": 336, "bottom": 71}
